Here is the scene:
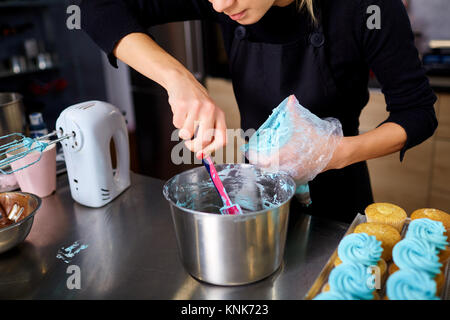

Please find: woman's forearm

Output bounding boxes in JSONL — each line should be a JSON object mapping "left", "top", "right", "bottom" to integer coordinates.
{"left": 113, "top": 32, "right": 193, "bottom": 91}
{"left": 112, "top": 32, "right": 228, "bottom": 156}
{"left": 325, "top": 122, "right": 408, "bottom": 171}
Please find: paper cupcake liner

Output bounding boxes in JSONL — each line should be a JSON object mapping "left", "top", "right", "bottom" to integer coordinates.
{"left": 366, "top": 216, "right": 406, "bottom": 233}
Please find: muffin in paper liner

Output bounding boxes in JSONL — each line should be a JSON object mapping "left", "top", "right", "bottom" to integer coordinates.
{"left": 411, "top": 208, "right": 450, "bottom": 233}
{"left": 365, "top": 203, "right": 407, "bottom": 232}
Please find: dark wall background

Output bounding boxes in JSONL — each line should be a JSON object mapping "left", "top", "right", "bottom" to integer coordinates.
{"left": 0, "top": 0, "right": 107, "bottom": 131}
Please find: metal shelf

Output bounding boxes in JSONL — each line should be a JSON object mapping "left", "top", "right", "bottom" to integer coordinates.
{"left": 0, "top": 65, "right": 59, "bottom": 80}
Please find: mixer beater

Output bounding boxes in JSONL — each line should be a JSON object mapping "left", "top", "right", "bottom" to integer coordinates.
{"left": 0, "top": 130, "right": 73, "bottom": 175}
{"left": 0, "top": 130, "right": 72, "bottom": 223}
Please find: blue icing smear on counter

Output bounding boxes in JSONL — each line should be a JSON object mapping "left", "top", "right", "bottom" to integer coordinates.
{"left": 56, "top": 241, "right": 89, "bottom": 264}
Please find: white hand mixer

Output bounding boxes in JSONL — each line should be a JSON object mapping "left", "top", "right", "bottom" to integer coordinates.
{"left": 0, "top": 101, "right": 131, "bottom": 208}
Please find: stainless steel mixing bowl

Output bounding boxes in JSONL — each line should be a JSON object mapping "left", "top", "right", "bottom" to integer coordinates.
{"left": 163, "top": 163, "right": 296, "bottom": 286}
{"left": 0, "top": 192, "right": 41, "bottom": 254}
{"left": 0, "top": 92, "right": 26, "bottom": 138}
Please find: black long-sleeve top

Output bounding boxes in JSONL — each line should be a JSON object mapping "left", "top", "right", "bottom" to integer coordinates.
{"left": 80, "top": 0, "right": 438, "bottom": 161}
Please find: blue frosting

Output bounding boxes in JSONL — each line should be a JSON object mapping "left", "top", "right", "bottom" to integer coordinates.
{"left": 328, "top": 263, "right": 375, "bottom": 300}
{"left": 405, "top": 218, "right": 448, "bottom": 253}
{"left": 242, "top": 96, "right": 293, "bottom": 156}
{"left": 393, "top": 238, "right": 442, "bottom": 276}
{"left": 386, "top": 269, "right": 439, "bottom": 300}
{"left": 313, "top": 290, "right": 357, "bottom": 300}
{"left": 295, "top": 183, "right": 310, "bottom": 195}
{"left": 338, "top": 233, "right": 383, "bottom": 267}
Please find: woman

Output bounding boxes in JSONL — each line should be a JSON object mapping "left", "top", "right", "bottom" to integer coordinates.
{"left": 80, "top": 0, "right": 437, "bottom": 222}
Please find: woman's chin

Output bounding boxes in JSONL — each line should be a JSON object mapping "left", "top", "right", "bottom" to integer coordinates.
{"left": 237, "top": 16, "right": 261, "bottom": 25}
{"left": 234, "top": 11, "right": 264, "bottom": 25}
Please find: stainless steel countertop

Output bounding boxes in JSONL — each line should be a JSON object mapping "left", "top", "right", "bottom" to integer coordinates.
{"left": 0, "top": 172, "right": 349, "bottom": 299}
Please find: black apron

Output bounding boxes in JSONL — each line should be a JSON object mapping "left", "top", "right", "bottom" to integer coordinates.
{"left": 227, "top": 5, "right": 374, "bottom": 223}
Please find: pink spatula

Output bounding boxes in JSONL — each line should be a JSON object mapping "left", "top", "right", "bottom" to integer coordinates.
{"left": 201, "top": 155, "right": 243, "bottom": 215}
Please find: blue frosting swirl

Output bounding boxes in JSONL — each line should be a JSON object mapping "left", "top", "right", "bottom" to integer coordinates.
{"left": 386, "top": 269, "right": 439, "bottom": 300}
{"left": 338, "top": 233, "right": 383, "bottom": 267}
{"left": 405, "top": 218, "right": 448, "bottom": 253}
{"left": 393, "top": 238, "right": 442, "bottom": 276}
{"left": 328, "top": 263, "right": 375, "bottom": 300}
{"left": 313, "top": 290, "right": 357, "bottom": 300}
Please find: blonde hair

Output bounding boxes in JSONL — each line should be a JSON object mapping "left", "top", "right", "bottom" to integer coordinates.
{"left": 296, "top": 0, "right": 316, "bottom": 22}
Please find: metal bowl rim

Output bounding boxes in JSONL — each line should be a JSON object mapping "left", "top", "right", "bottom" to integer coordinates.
{"left": 0, "top": 191, "right": 42, "bottom": 232}
{"left": 162, "top": 163, "right": 296, "bottom": 218}
{"left": 0, "top": 92, "right": 23, "bottom": 108}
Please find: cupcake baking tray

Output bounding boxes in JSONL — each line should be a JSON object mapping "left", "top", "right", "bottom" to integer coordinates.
{"left": 305, "top": 213, "right": 450, "bottom": 300}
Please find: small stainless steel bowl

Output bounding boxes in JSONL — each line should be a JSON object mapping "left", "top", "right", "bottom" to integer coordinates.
{"left": 0, "top": 192, "right": 41, "bottom": 254}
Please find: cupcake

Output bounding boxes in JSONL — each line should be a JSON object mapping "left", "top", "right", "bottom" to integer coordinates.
{"left": 389, "top": 262, "right": 400, "bottom": 275}
{"left": 386, "top": 269, "right": 439, "bottom": 300}
{"left": 337, "top": 233, "right": 383, "bottom": 267}
{"left": 335, "top": 257, "right": 387, "bottom": 278}
{"left": 388, "top": 262, "right": 443, "bottom": 293}
{"left": 354, "top": 222, "right": 401, "bottom": 261}
{"left": 435, "top": 270, "right": 445, "bottom": 296}
{"left": 334, "top": 257, "right": 387, "bottom": 277}
{"left": 365, "top": 203, "right": 407, "bottom": 232}
{"left": 313, "top": 290, "right": 357, "bottom": 300}
{"left": 411, "top": 208, "right": 450, "bottom": 233}
{"left": 333, "top": 256, "right": 343, "bottom": 267}
{"left": 328, "top": 263, "right": 375, "bottom": 300}
{"left": 372, "top": 291, "right": 381, "bottom": 300}
{"left": 392, "top": 238, "right": 442, "bottom": 277}
{"left": 405, "top": 218, "right": 448, "bottom": 254}
{"left": 439, "top": 246, "right": 450, "bottom": 264}
{"left": 376, "top": 258, "right": 387, "bottom": 278}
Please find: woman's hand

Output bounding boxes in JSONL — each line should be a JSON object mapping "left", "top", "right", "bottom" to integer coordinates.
{"left": 245, "top": 95, "right": 343, "bottom": 184}
{"left": 166, "top": 71, "right": 228, "bottom": 159}
{"left": 114, "top": 32, "right": 227, "bottom": 159}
